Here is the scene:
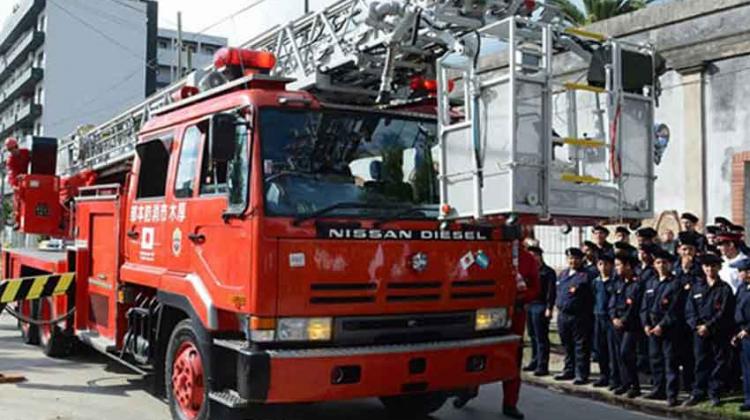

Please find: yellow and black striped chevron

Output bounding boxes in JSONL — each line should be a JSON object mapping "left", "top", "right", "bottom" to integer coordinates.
{"left": 0, "top": 273, "right": 75, "bottom": 305}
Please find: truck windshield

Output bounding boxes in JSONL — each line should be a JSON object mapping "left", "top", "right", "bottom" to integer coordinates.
{"left": 260, "top": 108, "right": 439, "bottom": 219}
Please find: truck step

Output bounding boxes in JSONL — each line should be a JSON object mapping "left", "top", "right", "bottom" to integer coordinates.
{"left": 209, "top": 390, "right": 249, "bottom": 409}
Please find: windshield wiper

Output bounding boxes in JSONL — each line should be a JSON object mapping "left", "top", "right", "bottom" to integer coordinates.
{"left": 292, "top": 202, "right": 400, "bottom": 226}
{"left": 372, "top": 206, "right": 439, "bottom": 228}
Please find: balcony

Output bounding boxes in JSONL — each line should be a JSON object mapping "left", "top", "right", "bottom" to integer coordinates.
{"left": 0, "top": 30, "right": 45, "bottom": 81}
{"left": 0, "top": 67, "right": 43, "bottom": 111}
{"left": 0, "top": 102, "right": 41, "bottom": 139}
{"left": 0, "top": 0, "right": 45, "bottom": 55}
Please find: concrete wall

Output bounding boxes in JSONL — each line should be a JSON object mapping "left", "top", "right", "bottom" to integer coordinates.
{"left": 41, "top": 0, "right": 150, "bottom": 137}
{"left": 653, "top": 70, "right": 688, "bottom": 213}
{"left": 705, "top": 55, "right": 750, "bottom": 220}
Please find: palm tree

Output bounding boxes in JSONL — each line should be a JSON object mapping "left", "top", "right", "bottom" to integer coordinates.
{"left": 549, "top": 0, "right": 656, "bottom": 25}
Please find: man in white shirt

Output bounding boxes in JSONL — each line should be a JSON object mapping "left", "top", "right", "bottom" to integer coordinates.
{"left": 718, "top": 232, "right": 747, "bottom": 294}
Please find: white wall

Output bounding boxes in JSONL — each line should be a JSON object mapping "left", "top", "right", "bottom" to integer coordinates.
{"left": 652, "top": 70, "right": 687, "bottom": 213}
{"left": 704, "top": 55, "right": 750, "bottom": 221}
{"left": 42, "top": 0, "right": 150, "bottom": 138}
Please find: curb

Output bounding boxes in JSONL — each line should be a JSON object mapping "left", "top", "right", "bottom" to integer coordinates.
{"left": 522, "top": 373, "right": 745, "bottom": 420}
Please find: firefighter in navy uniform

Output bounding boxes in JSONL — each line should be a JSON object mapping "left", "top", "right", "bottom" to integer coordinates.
{"left": 641, "top": 249, "right": 683, "bottom": 406}
{"left": 554, "top": 247, "right": 594, "bottom": 385}
{"left": 523, "top": 245, "right": 557, "bottom": 377}
{"left": 609, "top": 251, "right": 644, "bottom": 398}
{"left": 684, "top": 253, "right": 736, "bottom": 407}
{"left": 674, "top": 231, "right": 704, "bottom": 393}
{"left": 731, "top": 258, "right": 750, "bottom": 412}
{"left": 592, "top": 226, "right": 614, "bottom": 257}
{"left": 582, "top": 241, "right": 600, "bottom": 280}
{"left": 681, "top": 212, "right": 707, "bottom": 252}
{"left": 615, "top": 226, "right": 631, "bottom": 244}
{"left": 591, "top": 253, "right": 621, "bottom": 389}
{"left": 636, "top": 243, "right": 659, "bottom": 373}
{"left": 636, "top": 227, "right": 658, "bottom": 248}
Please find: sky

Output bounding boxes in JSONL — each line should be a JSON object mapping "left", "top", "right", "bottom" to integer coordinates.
{"left": 0, "top": 0, "right": 588, "bottom": 46}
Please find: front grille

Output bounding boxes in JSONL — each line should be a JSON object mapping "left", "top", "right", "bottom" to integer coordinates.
{"left": 450, "top": 279, "right": 497, "bottom": 301}
{"left": 308, "top": 278, "right": 499, "bottom": 305}
{"left": 334, "top": 312, "right": 475, "bottom": 345}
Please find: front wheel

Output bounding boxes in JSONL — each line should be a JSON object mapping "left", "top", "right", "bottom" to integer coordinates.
{"left": 38, "top": 297, "right": 73, "bottom": 358}
{"left": 17, "top": 300, "right": 39, "bottom": 345}
{"left": 380, "top": 392, "right": 448, "bottom": 418}
{"left": 165, "top": 319, "right": 210, "bottom": 420}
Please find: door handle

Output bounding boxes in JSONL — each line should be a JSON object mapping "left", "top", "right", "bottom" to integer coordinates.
{"left": 188, "top": 233, "right": 206, "bottom": 243}
{"left": 127, "top": 230, "right": 139, "bottom": 239}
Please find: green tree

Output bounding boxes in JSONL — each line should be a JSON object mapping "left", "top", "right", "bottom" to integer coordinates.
{"left": 549, "top": 0, "right": 655, "bottom": 25}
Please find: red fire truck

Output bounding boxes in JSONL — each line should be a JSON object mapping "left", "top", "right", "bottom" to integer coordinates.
{"left": 0, "top": 2, "right": 661, "bottom": 419}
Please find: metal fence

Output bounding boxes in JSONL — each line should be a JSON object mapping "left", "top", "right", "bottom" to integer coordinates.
{"left": 534, "top": 225, "right": 584, "bottom": 271}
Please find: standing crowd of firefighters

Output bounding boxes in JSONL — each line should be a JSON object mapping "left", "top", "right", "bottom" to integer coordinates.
{"left": 524, "top": 212, "right": 750, "bottom": 411}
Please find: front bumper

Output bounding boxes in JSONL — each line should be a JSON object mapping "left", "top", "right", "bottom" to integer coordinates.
{"left": 218, "top": 334, "right": 521, "bottom": 404}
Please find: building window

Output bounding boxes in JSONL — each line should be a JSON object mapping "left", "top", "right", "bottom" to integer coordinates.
{"left": 35, "top": 122, "right": 42, "bottom": 136}
{"left": 38, "top": 14, "right": 46, "bottom": 32}
{"left": 36, "top": 86, "right": 43, "bottom": 105}
{"left": 158, "top": 40, "right": 169, "bottom": 49}
{"left": 36, "top": 51, "right": 44, "bottom": 68}
{"left": 203, "top": 46, "right": 216, "bottom": 55}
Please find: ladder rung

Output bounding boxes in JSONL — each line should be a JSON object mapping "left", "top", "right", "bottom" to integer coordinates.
{"left": 562, "top": 138, "right": 605, "bottom": 148}
{"left": 560, "top": 173, "right": 602, "bottom": 185}
{"left": 564, "top": 82, "right": 606, "bottom": 94}
{"left": 564, "top": 27, "right": 606, "bottom": 42}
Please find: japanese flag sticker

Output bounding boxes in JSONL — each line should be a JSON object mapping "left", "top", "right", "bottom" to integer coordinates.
{"left": 460, "top": 251, "right": 475, "bottom": 270}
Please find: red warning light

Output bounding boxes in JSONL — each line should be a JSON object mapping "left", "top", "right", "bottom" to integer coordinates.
{"left": 213, "top": 48, "right": 277, "bottom": 75}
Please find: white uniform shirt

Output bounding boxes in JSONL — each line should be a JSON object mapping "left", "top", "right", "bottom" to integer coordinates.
{"left": 720, "top": 252, "right": 748, "bottom": 294}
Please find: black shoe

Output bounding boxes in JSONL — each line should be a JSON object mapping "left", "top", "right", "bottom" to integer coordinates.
{"left": 573, "top": 378, "right": 590, "bottom": 386}
{"left": 608, "top": 383, "right": 621, "bottom": 391}
{"left": 644, "top": 391, "right": 666, "bottom": 401}
{"left": 613, "top": 387, "right": 628, "bottom": 396}
{"left": 593, "top": 379, "right": 609, "bottom": 388}
{"left": 554, "top": 373, "right": 575, "bottom": 381}
{"left": 502, "top": 406, "right": 525, "bottom": 420}
{"left": 683, "top": 396, "right": 705, "bottom": 407}
{"left": 533, "top": 370, "right": 549, "bottom": 377}
{"left": 709, "top": 397, "right": 721, "bottom": 407}
{"left": 740, "top": 404, "right": 750, "bottom": 412}
{"left": 667, "top": 398, "right": 679, "bottom": 407}
{"left": 626, "top": 389, "right": 642, "bottom": 399}
{"left": 522, "top": 364, "right": 537, "bottom": 372}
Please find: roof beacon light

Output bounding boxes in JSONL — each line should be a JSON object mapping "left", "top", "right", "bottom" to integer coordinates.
{"left": 214, "top": 47, "right": 277, "bottom": 79}
{"left": 410, "top": 76, "right": 454, "bottom": 94}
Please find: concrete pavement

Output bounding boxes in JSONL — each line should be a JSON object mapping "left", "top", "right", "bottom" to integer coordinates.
{"left": 0, "top": 313, "right": 661, "bottom": 420}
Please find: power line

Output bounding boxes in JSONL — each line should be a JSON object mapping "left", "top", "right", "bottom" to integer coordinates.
{"left": 104, "top": 0, "right": 147, "bottom": 14}
{"left": 192, "top": 0, "right": 269, "bottom": 37}
{"left": 47, "top": 0, "right": 158, "bottom": 71}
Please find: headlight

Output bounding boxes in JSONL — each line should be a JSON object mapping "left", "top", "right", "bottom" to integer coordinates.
{"left": 277, "top": 317, "right": 333, "bottom": 341}
{"left": 475, "top": 307, "right": 509, "bottom": 331}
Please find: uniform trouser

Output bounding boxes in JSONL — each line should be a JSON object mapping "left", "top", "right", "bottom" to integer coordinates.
{"left": 502, "top": 308, "right": 527, "bottom": 408}
{"left": 558, "top": 312, "right": 592, "bottom": 380}
{"left": 677, "top": 324, "right": 695, "bottom": 392}
{"left": 593, "top": 315, "right": 611, "bottom": 382}
{"left": 617, "top": 329, "right": 640, "bottom": 390}
{"left": 693, "top": 333, "right": 731, "bottom": 399}
{"left": 606, "top": 318, "right": 622, "bottom": 387}
{"left": 526, "top": 303, "right": 550, "bottom": 372}
{"left": 638, "top": 333, "right": 651, "bottom": 373}
{"left": 648, "top": 331, "right": 679, "bottom": 399}
{"left": 741, "top": 339, "right": 750, "bottom": 405}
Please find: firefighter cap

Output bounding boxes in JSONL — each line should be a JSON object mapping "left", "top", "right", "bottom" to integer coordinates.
{"left": 636, "top": 227, "right": 658, "bottom": 239}
{"left": 699, "top": 253, "right": 723, "bottom": 267}
{"left": 615, "top": 226, "right": 631, "bottom": 235}
{"left": 681, "top": 212, "right": 699, "bottom": 224}
{"left": 592, "top": 225, "right": 610, "bottom": 235}
{"left": 565, "top": 247, "right": 584, "bottom": 258}
{"left": 652, "top": 249, "right": 676, "bottom": 263}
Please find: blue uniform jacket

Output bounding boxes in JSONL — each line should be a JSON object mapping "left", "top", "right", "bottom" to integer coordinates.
{"left": 735, "top": 282, "right": 750, "bottom": 334}
{"left": 640, "top": 275, "right": 682, "bottom": 330}
{"left": 555, "top": 268, "right": 593, "bottom": 316}
{"left": 533, "top": 264, "right": 558, "bottom": 311}
{"left": 609, "top": 276, "right": 643, "bottom": 332}
{"left": 593, "top": 275, "right": 616, "bottom": 317}
{"left": 685, "top": 279, "right": 736, "bottom": 336}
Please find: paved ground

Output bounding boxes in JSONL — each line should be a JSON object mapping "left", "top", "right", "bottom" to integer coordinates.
{"left": 0, "top": 313, "right": 661, "bottom": 420}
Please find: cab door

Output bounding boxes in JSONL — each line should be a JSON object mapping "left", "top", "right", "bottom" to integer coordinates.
{"left": 165, "top": 114, "right": 254, "bottom": 312}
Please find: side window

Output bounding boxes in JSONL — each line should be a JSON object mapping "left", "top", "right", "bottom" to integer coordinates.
{"left": 174, "top": 125, "right": 204, "bottom": 198}
{"left": 200, "top": 123, "right": 247, "bottom": 196}
{"left": 136, "top": 137, "right": 172, "bottom": 199}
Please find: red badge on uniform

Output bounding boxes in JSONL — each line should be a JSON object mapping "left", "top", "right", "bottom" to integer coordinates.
{"left": 626, "top": 298, "right": 633, "bottom": 305}
{"left": 684, "top": 283, "right": 691, "bottom": 291}
{"left": 662, "top": 298, "right": 669, "bottom": 307}
{"left": 569, "top": 286, "right": 577, "bottom": 294}
{"left": 715, "top": 300, "right": 722, "bottom": 310}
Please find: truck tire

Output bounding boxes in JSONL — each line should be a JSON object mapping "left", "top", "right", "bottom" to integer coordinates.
{"left": 38, "top": 297, "right": 73, "bottom": 358}
{"left": 18, "top": 301, "right": 39, "bottom": 345}
{"left": 166, "top": 319, "right": 211, "bottom": 420}
{"left": 379, "top": 392, "right": 448, "bottom": 418}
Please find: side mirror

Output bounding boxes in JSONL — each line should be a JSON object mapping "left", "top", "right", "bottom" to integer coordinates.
{"left": 209, "top": 113, "right": 238, "bottom": 162}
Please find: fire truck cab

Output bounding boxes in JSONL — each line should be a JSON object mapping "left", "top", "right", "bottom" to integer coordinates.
{"left": 6, "top": 49, "right": 521, "bottom": 420}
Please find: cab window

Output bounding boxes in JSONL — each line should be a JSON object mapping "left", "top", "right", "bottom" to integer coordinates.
{"left": 174, "top": 124, "right": 205, "bottom": 198}
{"left": 136, "top": 136, "right": 173, "bottom": 199}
